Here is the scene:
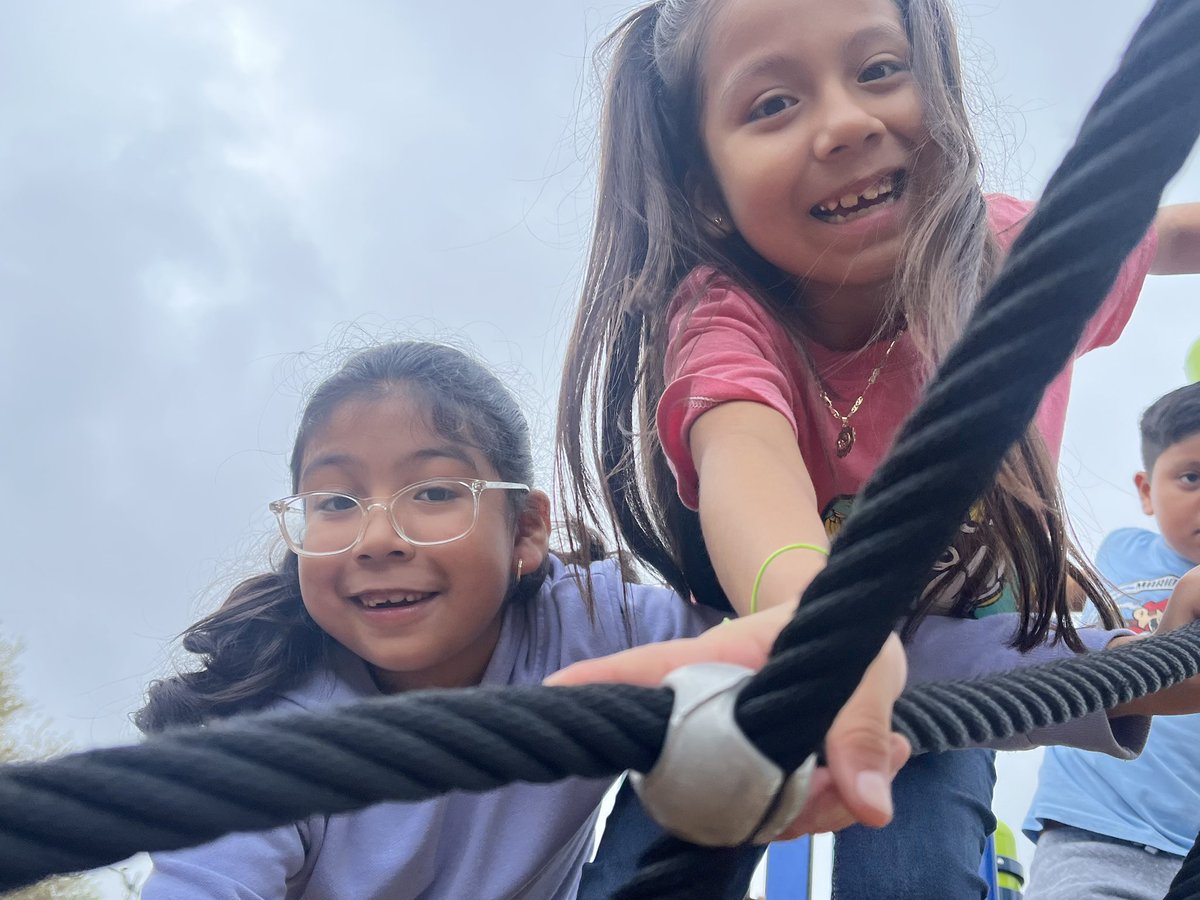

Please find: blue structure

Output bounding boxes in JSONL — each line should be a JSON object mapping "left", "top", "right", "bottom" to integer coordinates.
{"left": 980, "top": 832, "right": 1000, "bottom": 897}
{"left": 765, "top": 835, "right": 811, "bottom": 898}
{"left": 763, "top": 827, "right": 1023, "bottom": 898}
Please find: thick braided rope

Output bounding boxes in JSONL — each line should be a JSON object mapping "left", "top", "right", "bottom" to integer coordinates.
{"left": 2, "top": 622, "right": 1199, "bottom": 892}
{"left": 0, "top": 684, "right": 667, "bottom": 888}
{"left": 14, "top": 630, "right": 1174, "bottom": 892}
{"left": 895, "top": 624, "right": 1200, "bottom": 755}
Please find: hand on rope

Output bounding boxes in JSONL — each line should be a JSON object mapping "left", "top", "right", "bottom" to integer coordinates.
{"left": 547, "top": 602, "right": 910, "bottom": 837}
{"left": 1109, "top": 565, "right": 1200, "bottom": 717}
{"left": 1160, "top": 566, "right": 1200, "bottom": 634}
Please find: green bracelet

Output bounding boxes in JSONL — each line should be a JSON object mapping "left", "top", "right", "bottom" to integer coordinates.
{"left": 750, "top": 542, "right": 830, "bottom": 614}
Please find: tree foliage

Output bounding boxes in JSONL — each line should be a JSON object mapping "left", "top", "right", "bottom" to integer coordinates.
{"left": 0, "top": 637, "right": 103, "bottom": 900}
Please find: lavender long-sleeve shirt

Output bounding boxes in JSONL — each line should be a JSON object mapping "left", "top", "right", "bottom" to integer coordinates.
{"left": 143, "top": 558, "right": 1146, "bottom": 899}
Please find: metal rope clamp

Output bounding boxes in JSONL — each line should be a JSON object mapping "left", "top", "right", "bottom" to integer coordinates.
{"left": 630, "top": 662, "right": 818, "bottom": 846}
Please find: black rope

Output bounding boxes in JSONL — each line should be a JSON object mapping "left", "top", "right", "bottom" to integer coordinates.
{"left": 895, "top": 625, "right": 1200, "bottom": 755}
{"left": 0, "top": 684, "right": 667, "bottom": 885}
{"left": 1167, "top": 831, "right": 1200, "bottom": 900}
{"left": 2, "top": 0, "right": 1199, "bottom": 896}
{"left": 1, "top": 624, "right": 1199, "bottom": 892}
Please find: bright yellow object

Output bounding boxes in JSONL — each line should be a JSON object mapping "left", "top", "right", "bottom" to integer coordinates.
{"left": 993, "top": 820, "right": 1025, "bottom": 893}
{"left": 1186, "top": 337, "right": 1200, "bottom": 383}
{"left": 750, "top": 543, "right": 830, "bottom": 614}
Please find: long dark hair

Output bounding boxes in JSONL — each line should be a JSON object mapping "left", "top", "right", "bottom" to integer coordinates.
{"left": 137, "top": 342, "right": 546, "bottom": 733}
{"left": 557, "top": 0, "right": 1118, "bottom": 650}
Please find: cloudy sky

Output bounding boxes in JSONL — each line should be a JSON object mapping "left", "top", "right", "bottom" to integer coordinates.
{"left": 2, "top": 0, "right": 1198, "bottom": 893}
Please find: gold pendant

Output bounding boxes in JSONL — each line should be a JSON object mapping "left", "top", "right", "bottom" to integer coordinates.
{"left": 836, "top": 424, "right": 855, "bottom": 457}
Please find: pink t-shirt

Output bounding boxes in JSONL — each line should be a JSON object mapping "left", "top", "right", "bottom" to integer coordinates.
{"left": 658, "top": 194, "right": 1157, "bottom": 521}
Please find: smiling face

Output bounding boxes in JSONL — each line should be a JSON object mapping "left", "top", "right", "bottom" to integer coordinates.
{"left": 295, "top": 389, "right": 547, "bottom": 692}
{"left": 1137, "top": 431, "right": 1200, "bottom": 565}
{"left": 698, "top": 0, "right": 931, "bottom": 307}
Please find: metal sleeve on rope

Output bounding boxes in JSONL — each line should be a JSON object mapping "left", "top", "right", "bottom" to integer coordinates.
{"left": 629, "top": 663, "right": 816, "bottom": 846}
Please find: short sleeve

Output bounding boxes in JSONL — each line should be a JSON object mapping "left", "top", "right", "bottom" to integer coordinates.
{"left": 1079, "top": 530, "right": 1127, "bottom": 627}
{"left": 657, "top": 270, "right": 801, "bottom": 509}
{"left": 1077, "top": 222, "right": 1157, "bottom": 353}
{"left": 986, "top": 193, "right": 1157, "bottom": 357}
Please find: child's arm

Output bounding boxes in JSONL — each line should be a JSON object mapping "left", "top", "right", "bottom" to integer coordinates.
{"left": 1150, "top": 203, "right": 1200, "bottom": 275}
{"left": 1107, "top": 564, "right": 1200, "bottom": 716}
{"left": 689, "top": 401, "right": 830, "bottom": 615}
{"left": 675, "top": 399, "right": 899, "bottom": 831}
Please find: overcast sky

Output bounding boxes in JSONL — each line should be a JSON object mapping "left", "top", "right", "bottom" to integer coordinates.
{"left": 2, "top": 0, "right": 1199, "bottom": 893}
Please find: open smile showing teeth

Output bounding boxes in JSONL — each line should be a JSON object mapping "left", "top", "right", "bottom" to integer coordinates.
{"left": 811, "top": 171, "right": 905, "bottom": 224}
{"left": 356, "top": 591, "right": 436, "bottom": 609}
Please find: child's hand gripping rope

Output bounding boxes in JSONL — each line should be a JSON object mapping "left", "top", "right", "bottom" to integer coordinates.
{"left": 548, "top": 602, "right": 910, "bottom": 839}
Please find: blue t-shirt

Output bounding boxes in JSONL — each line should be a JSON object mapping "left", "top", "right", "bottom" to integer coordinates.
{"left": 1024, "top": 527, "right": 1200, "bottom": 856}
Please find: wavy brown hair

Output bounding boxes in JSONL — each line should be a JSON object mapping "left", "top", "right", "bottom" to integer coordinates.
{"left": 557, "top": 0, "right": 1119, "bottom": 649}
{"left": 138, "top": 342, "right": 549, "bottom": 733}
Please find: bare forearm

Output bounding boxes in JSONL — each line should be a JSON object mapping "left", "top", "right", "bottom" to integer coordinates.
{"left": 692, "top": 403, "right": 829, "bottom": 615}
{"left": 1151, "top": 203, "right": 1200, "bottom": 275}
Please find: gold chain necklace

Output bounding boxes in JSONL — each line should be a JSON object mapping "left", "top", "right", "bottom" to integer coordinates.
{"left": 818, "top": 327, "right": 905, "bottom": 458}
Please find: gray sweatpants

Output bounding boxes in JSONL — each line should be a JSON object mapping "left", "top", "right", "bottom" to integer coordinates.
{"left": 1026, "top": 825, "right": 1184, "bottom": 900}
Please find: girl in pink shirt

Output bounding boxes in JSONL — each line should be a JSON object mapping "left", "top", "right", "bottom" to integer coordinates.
{"left": 554, "top": 0, "right": 1200, "bottom": 896}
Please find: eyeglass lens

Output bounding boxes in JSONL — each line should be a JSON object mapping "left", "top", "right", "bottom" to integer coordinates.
{"left": 280, "top": 480, "right": 478, "bottom": 553}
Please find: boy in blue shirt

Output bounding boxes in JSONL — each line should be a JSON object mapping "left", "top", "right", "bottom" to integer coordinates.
{"left": 1024, "top": 382, "right": 1200, "bottom": 899}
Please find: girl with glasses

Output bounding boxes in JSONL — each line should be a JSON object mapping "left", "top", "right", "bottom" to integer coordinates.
{"left": 133, "top": 341, "right": 713, "bottom": 898}
{"left": 134, "top": 340, "right": 907, "bottom": 899}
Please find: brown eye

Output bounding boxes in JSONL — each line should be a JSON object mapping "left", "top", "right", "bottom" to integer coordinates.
{"left": 750, "top": 94, "right": 796, "bottom": 121}
{"left": 860, "top": 59, "right": 906, "bottom": 83}
{"left": 313, "top": 493, "right": 359, "bottom": 513}
{"left": 414, "top": 484, "right": 464, "bottom": 502}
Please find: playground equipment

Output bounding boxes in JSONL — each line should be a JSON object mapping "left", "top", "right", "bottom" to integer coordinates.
{"left": 761, "top": 822, "right": 1025, "bottom": 899}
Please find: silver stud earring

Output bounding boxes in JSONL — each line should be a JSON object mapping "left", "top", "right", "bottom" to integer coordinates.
{"left": 712, "top": 215, "right": 724, "bottom": 227}
{"left": 516, "top": 558, "right": 524, "bottom": 579}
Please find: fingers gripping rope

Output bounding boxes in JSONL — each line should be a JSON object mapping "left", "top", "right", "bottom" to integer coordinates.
{"left": 630, "top": 664, "right": 816, "bottom": 846}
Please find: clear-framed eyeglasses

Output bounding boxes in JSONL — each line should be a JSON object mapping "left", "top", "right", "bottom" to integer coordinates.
{"left": 269, "top": 478, "right": 529, "bottom": 557}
